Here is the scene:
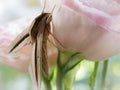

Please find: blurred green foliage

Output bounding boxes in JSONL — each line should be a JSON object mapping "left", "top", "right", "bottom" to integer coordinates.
{"left": 0, "top": 63, "right": 33, "bottom": 90}
{"left": 0, "top": 54, "right": 120, "bottom": 90}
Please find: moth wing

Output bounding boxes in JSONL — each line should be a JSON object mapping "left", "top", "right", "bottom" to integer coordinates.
{"left": 42, "top": 26, "right": 50, "bottom": 78}
{"left": 8, "top": 19, "right": 36, "bottom": 53}
{"left": 29, "top": 59, "right": 38, "bottom": 90}
{"left": 30, "top": 32, "right": 43, "bottom": 90}
{"left": 8, "top": 28, "right": 30, "bottom": 53}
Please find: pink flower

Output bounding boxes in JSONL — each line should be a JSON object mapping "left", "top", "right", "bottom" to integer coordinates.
{"left": 40, "top": 0, "right": 120, "bottom": 60}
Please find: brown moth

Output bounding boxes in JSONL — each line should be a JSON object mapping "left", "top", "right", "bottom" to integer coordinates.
{"left": 8, "top": 4, "right": 55, "bottom": 90}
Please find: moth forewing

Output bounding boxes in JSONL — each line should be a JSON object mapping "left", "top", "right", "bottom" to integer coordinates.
{"left": 36, "top": 32, "right": 43, "bottom": 90}
{"left": 8, "top": 28, "right": 29, "bottom": 53}
{"left": 8, "top": 19, "right": 37, "bottom": 53}
{"left": 41, "top": 27, "right": 50, "bottom": 78}
{"left": 29, "top": 58, "right": 38, "bottom": 90}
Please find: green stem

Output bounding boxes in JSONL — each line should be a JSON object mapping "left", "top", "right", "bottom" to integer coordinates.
{"left": 101, "top": 60, "right": 109, "bottom": 90}
{"left": 56, "top": 50, "right": 65, "bottom": 90}
{"left": 56, "top": 67, "right": 65, "bottom": 90}
{"left": 56, "top": 50, "right": 81, "bottom": 90}
{"left": 89, "top": 62, "right": 99, "bottom": 90}
{"left": 44, "top": 81, "right": 52, "bottom": 90}
{"left": 42, "top": 74, "right": 52, "bottom": 90}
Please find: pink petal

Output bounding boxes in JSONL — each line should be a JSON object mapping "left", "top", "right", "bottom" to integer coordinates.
{"left": 63, "top": 0, "right": 120, "bottom": 33}
{"left": 50, "top": 0, "right": 120, "bottom": 60}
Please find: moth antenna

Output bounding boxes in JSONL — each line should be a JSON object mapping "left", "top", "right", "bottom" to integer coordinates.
{"left": 41, "top": 0, "right": 46, "bottom": 13}
{"left": 46, "top": 5, "right": 56, "bottom": 23}
{"left": 47, "top": 23, "right": 65, "bottom": 49}
{"left": 51, "top": 5, "right": 56, "bottom": 15}
{"left": 49, "top": 4, "right": 56, "bottom": 18}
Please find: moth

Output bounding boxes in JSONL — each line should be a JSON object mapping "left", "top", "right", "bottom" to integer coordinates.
{"left": 8, "top": 4, "right": 57, "bottom": 90}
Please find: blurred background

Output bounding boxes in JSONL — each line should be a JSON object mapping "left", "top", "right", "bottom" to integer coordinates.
{"left": 0, "top": 0, "right": 120, "bottom": 90}
{"left": 0, "top": 0, "right": 40, "bottom": 24}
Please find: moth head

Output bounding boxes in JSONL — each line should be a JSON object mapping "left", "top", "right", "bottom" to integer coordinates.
{"left": 46, "top": 14, "right": 52, "bottom": 24}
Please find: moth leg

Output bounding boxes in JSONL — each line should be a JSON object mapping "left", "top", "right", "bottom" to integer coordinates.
{"left": 46, "top": 25, "right": 65, "bottom": 49}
